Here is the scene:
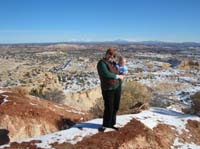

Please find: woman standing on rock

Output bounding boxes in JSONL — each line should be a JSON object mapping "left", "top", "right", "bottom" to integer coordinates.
{"left": 97, "top": 48, "right": 124, "bottom": 131}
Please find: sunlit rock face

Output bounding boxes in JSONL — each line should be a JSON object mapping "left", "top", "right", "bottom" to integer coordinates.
{"left": 0, "top": 90, "right": 91, "bottom": 142}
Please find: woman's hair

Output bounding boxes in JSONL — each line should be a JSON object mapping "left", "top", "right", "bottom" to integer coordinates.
{"left": 106, "top": 48, "right": 117, "bottom": 58}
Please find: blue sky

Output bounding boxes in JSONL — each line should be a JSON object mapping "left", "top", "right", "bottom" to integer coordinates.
{"left": 0, "top": 0, "right": 200, "bottom": 43}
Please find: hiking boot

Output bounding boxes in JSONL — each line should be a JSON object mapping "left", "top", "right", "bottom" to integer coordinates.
{"left": 98, "top": 126, "right": 119, "bottom": 132}
{"left": 98, "top": 127, "right": 106, "bottom": 132}
{"left": 111, "top": 126, "right": 119, "bottom": 131}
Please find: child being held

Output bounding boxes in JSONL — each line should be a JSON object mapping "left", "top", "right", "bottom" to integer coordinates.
{"left": 117, "top": 56, "right": 128, "bottom": 75}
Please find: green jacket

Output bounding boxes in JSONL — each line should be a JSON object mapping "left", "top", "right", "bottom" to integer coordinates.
{"left": 97, "top": 59, "right": 120, "bottom": 90}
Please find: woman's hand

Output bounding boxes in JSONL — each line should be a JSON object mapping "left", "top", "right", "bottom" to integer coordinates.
{"left": 118, "top": 75, "right": 124, "bottom": 80}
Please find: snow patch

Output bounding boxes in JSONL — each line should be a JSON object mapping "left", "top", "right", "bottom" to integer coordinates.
{"left": 65, "top": 109, "right": 85, "bottom": 115}
{"left": 54, "top": 105, "right": 64, "bottom": 109}
{"left": 1, "top": 95, "right": 9, "bottom": 105}
{"left": 172, "top": 138, "right": 200, "bottom": 149}
{"left": 0, "top": 90, "right": 6, "bottom": 94}
{"left": 29, "top": 102, "right": 38, "bottom": 106}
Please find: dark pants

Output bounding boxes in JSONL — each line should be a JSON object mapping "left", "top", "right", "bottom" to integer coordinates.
{"left": 102, "top": 86, "right": 121, "bottom": 127}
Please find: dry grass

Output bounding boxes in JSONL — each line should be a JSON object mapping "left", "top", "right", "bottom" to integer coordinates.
{"left": 146, "top": 63, "right": 153, "bottom": 71}
{"left": 191, "top": 92, "right": 200, "bottom": 115}
{"left": 161, "top": 63, "right": 171, "bottom": 70}
{"left": 135, "top": 67, "right": 144, "bottom": 73}
{"left": 179, "top": 60, "right": 200, "bottom": 70}
{"left": 29, "top": 87, "right": 65, "bottom": 104}
{"left": 119, "top": 81, "right": 151, "bottom": 114}
{"left": 89, "top": 97, "right": 104, "bottom": 118}
{"left": 43, "top": 89, "right": 66, "bottom": 104}
{"left": 90, "top": 81, "right": 152, "bottom": 118}
{"left": 10, "top": 86, "right": 29, "bottom": 96}
{"left": 154, "top": 82, "right": 189, "bottom": 94}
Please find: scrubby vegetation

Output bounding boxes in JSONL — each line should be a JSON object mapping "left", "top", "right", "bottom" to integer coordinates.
{"left": 179, "top": 60, "right": 200, "bottom": 69}
{"left": 154, "top": 82, "right": 189, "bottom": 94}
{"left": 119, "top": 81, "right": 151, "bottom": 114}
{"left": 43, "top": 89, "right": 66, "bottom": 103}
{"left": 30, "top": 88, "right": 65, "bottom": 104}
{"left": 89, "top": 97, "right": 104, "bottom": 118}
{"left": 10, "top": 86, "right": 29, "bottom": 96}
{"left": 90, "top": 81, "right": 152, "bottom": 118}
{"left": 182, "top": 91, "right": 200, "bottom": 116}
{"left": 191, "top": 92, "right": 200, "bottom": 116}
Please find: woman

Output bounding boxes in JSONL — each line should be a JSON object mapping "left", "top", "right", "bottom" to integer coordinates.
{"left": 97, "top": 48, "right": 124, "bottom": 131}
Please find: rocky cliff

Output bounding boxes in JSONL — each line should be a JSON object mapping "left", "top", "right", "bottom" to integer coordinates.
{"left": 0, "top": 89, "right": 91, "bottom": 143}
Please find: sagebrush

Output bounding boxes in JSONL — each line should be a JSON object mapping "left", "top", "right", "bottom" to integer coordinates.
{"left": 30, "top": 88, "right": 65, "bottom": 104}
{"left": 191, "top": 92, "right": 200, "bottom": 115}
{"left": 90, "top": 81, "right": 152, "bottom": 118}
{"left": 119, "top": 81, "right": 151, "bottom": 114}
{"left": 10, "top": 86, "right": 29, "bottom": 96}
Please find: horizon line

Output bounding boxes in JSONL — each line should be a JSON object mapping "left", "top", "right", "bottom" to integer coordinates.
{"left": 0, "top": 40, "right": 200, "bottom": 45}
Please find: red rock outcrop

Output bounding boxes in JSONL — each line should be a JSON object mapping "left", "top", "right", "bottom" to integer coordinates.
{"left": 0, "top": 89, "right": 91, "bottom": 142}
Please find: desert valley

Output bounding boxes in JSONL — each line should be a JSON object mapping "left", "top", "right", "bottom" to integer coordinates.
{"left": 0, "top": 42, "right": 200, "bottom": 148}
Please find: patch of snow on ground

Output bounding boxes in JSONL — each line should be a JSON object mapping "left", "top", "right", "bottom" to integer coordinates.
{"left": 166, "top": 105, "right": 184, "bottom": 113}
{"left": 63, "top": 79, "right": 99, "bottom": 93}
{"left": 65, "top": 109, "right": 85, "bottom": 115}
{"left": 0, "top": 90, "right": 6, "bottom": 94}
{"left": 37, "top": 51, "right": 57, "bottom": 55}
{"left": 29, "top": 102, "right": 38, "bottom": 106}
{"left": 137, "top": 69, "right": 181, "bottom": 87}
{"left": 134, "top": 108, "right": 193, "bottom": 134}
{"left": 179, "top": 76, "right": 199, "bottom": 82}
{"left": 172, "top": 138, "right": 200, "bottom": 149}
{"left": 1, "top": 95, "right": 9, "bottom": 104}
{"left": 54, "top": 105, "right": 64, "bottom": 109}
{"left": 175, "top": 86, "right": 200, "bottom": 104}
{"left": 135, "top": 52, "right": 172, "bottom": 59}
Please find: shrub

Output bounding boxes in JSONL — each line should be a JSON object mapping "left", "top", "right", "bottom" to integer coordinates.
{"left": 43, "top": 88, "right": 66, "bottom": 104}
{"left": 179, "top": 60, "right": 200, "bottom": 69}
{"left": 161, "top": 63, "right": 171, "bottom": 70}
{"left": 191, "top": 92, "right": 200, "bottom": 116}
{"left": 135, "top": 67, "right": 144, "bottom": 73}
{"left": 29, "top": 88, "right": 65, "bottom": 104}
{"left": 154, "top": 82, "right": 188, "bottom": 94}
{"left": 29, "top": 88, "right": 43, "bottom": 98}
{"left": 89, "top": 97, "right": 104, "bottom": 118}
{"left": 10, "top": 86, "right": 29, "bottom": 96}
{"left": 146, "top": 63, "right": 153, "bottom": 71}
{"left": 90, "top": 81, "right": 152, "bottom": 118}
{"left": 119, "top": 81, "right": 151, "bottom": 114}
